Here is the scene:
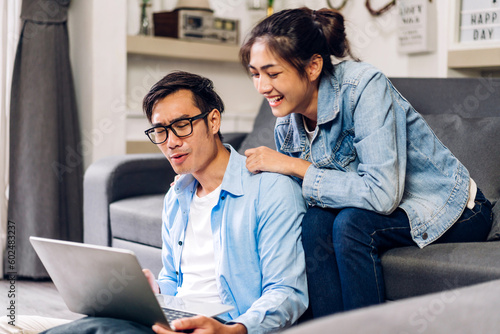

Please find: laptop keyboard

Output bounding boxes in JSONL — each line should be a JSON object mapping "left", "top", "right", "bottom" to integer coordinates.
{"left": 162, "top": 307, "right": 197, "bottom": 322}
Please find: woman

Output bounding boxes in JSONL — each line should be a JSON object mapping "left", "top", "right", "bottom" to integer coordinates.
{"left": 240, "top": 7, "right": 493, "bottom": 318}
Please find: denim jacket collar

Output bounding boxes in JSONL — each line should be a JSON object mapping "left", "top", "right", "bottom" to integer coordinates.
{"left": 278, "top": 72, "right": 340, "bottom": 154}
{"left": 317, "top": 72, "right": 340, "bottom": 125}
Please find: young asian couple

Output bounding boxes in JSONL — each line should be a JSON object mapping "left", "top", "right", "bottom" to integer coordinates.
{"left": 4, "top": 6, "right": 493, "bottom": 334}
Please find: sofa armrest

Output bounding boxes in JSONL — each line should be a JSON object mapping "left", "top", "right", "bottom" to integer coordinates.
{"left": 83, "top": 153, "right": 173, "bottom": 246}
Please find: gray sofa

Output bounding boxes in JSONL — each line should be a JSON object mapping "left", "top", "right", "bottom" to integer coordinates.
{"left": 84, "top": 77, "right": 500, "bottom": 305}
{"left": 285, "top": 277, "right": 500, "bottom": 333}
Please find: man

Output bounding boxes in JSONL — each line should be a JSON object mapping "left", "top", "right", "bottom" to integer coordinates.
{"left": 141, "top": 71, "right": 307, "bottom": 333}
{"left": 4, "top": 71, "right": 307, "bottom": 334}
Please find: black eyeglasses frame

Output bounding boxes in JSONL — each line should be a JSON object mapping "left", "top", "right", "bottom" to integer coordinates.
{"left": 144, "top": 111, "right": 211, "bottom": 144}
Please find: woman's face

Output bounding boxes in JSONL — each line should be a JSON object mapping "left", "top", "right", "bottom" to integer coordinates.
{"left": 248, "top": 40, "right": 318, "bottom": 119}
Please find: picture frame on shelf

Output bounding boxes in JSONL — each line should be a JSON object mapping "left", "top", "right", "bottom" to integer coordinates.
{"left": 448, "top": 0, "right": 500, "bottom": 70}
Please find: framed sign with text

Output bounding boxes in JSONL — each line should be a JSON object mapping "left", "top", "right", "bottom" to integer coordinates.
{"left": 397, "top": 0, "right": 436, "bottom": 54}
{"left": 460, "top": 0, "right": 500, "bottom": 43}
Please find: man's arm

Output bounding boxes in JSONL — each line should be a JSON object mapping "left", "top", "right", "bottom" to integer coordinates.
{"left": 156, "top": 194, "right": 180, "bottom": 295}
{"left": 232, "top": 173, "right": 308, "bottom": 333}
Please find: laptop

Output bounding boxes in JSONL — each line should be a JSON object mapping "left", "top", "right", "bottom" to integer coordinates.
{"left": 29, "top": 236, "right": 233, "bottom": 330}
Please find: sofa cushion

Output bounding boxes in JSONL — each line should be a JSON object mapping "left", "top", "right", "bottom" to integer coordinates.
{"left": 421, "top": 114, "right": 500, "bottom": 205}
{"left": 381, "top": 242, "right": 500, "bottom": 301}
{"left": 238, "top": 99, "right": 276, "bottom": 154}
{"left": 110, "top": 194, "right": 164, "bottom": 248}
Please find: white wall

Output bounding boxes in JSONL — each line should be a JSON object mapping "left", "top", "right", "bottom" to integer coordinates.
{"left": 68, "top": 0, "right": 127, "bottom": 170}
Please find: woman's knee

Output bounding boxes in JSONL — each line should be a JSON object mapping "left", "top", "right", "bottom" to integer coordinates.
{"left": 301, "top": 206, "right": 337, "bottom": 236}
{"left": 331, "top": 208, "right": 373, "bottom": 247}
{"left": 301, "top": 206, "right": 338, "bottom": 252}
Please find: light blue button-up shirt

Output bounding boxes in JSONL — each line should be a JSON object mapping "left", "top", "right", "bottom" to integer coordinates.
{"left": 275, "top": 61, "right": 471, "bottom": 248}
{"left": 157, "top": 145, "right": 308, "bottom": 334}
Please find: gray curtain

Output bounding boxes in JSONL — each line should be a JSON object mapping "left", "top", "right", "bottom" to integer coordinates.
{"left": 6, "top": 0, "right": 82, "bottom": 278}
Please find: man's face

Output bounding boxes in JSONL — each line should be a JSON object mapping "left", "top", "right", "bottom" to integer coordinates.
{"left": 151, "top": 89, "right": 217, "bottom": 176}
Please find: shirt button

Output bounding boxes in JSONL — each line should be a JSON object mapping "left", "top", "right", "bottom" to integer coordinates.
{"left": 178, "top": 241, "right": 183, "bottom": 246}
{"left": 422, "top": 233, "right": 428, "bottom": 240}
{"left": 221, "top": 196, "right": 225, "bottom": 200}
{"left": 175, "top": 271, "right": 179, "bottom": 275}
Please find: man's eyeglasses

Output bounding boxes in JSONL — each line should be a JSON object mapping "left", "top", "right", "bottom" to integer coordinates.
{"left": 145, "top": 111, "right": 210, "bottom": 144}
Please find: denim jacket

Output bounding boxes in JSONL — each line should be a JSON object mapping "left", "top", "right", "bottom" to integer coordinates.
{"left": 274, "top": 61, "right": 471, "bottom": 248}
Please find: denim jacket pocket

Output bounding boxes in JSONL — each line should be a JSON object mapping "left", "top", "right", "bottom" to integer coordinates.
{"left": 322, "top": 128, "right": 356, "bottom": 169}
{"left": 332, "top": 129, "right": 356, "bottom": 169}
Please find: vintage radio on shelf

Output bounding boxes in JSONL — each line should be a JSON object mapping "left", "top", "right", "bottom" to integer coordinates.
{"left": 153, "top": 10, "right": 239, "bottom": 45}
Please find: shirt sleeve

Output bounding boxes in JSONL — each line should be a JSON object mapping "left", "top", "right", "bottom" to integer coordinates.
{"left": 157, "top": 193, "right": 179, "bottom": 295}
{"left": 302, "top": 72, "right": 406, "bottom": 214}
{"left": 231, "top": 174, "right": 308, "bottom": 333}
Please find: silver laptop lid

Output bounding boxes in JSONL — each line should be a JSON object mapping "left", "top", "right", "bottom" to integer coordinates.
{"left": 30, "top": 236, "right": 170, "bottom": 328}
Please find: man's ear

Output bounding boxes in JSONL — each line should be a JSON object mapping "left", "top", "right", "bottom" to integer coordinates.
{"left": 208, "top": 109, "right": 221, "bottom": 135}
{"left": 307, "top": 54, "right": 323, "bottom": 82}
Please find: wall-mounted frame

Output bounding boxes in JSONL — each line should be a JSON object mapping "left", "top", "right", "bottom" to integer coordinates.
{"left": 448, "top": 0, "right": 500, "bottom": 69}
{"left": 397, "top": 0, "right": 436, "bottom": 54}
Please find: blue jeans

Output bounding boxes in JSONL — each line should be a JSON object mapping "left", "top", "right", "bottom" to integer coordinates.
{"left": 300, "top": 189, "right": 493, "bottom": 320}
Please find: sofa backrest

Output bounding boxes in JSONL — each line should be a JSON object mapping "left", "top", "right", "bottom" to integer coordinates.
{"left": 237, "top": 99, "right": 275, "bottom": 154}
{"left": 391, "top": 77, "right": 500, "bottom": 205}
{"left": 238, "top": 77, "right": 500, "bottom": 205}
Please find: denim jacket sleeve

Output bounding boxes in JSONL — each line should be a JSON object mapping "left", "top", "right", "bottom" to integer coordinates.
{"left": 301, "top": 70, "right": 407, "bottom": 214}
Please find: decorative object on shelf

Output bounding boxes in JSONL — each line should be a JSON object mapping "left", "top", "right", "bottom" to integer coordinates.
{"left": 267, "top": 0, "right": 274, "bottom": 16}
{"left": 153, "top": 10, "right": 239, "bottom": 45}
{"left": 326, "top": 0, "right": 349, "bottom": 11}
{"left": 365, "top": 0, "right": 396, "bottom": 16}
{"left": 247, "top": 0, "right": 272, "bottom": 16}
{"left": 139, "top": 0, "right": 152, "bottom": 35}
{"left": 397, "top": 0, "right": 436, "bottom": 54}
{"left": 248, "top": 0, "right": 266, "bottom": 10}
{"left": 175, "top": 0, "right": 213, "bottom": 12}
{"left": 460, "top": 0, "right": 500, "bottom": 43}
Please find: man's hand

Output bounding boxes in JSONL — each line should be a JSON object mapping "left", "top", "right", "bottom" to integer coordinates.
{"left": 245, "top": 146, "right": 311, "bottom": 179}
{"left": 152, "top": 316, "right": 247, "bottom": 334}
{"left": 143, "top": 269, "right": 160, "bottom": 294}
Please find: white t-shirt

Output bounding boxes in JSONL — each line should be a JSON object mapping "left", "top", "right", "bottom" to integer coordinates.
{"left": 175, "top": 185, "right": 222, "bottom": 304}
{"left": 303, "top": 115, "right": 315, "bottom": 143}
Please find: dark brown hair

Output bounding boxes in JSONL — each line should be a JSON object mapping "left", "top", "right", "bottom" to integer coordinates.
{"left": 240, "top": 7, "right": 358, "bottom": 78}
{"left": 143, "top": 71, "right": 224, "bottom": 139}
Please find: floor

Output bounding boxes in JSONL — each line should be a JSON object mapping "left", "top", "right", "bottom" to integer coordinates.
{"left": 0, "top": 278, "right": 84, "bottom": 321}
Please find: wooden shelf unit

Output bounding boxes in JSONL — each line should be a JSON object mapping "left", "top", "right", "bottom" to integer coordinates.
{"left": 448, "top": 46, "right": 500, "bottom": 70}
{"left": 127, "top": 35, "right": 240, "bottom": 63}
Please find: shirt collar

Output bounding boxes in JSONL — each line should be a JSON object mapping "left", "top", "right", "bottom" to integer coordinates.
{"left": 173, "top": 144, "right": 244, "bottom": 197}
{"left": 220, "top": 144, "right": 245, "bottom": 197}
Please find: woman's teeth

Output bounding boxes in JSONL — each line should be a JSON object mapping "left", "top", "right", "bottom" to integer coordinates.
{"left": 268, "top": 96, "right": 283, "bottom": 103}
